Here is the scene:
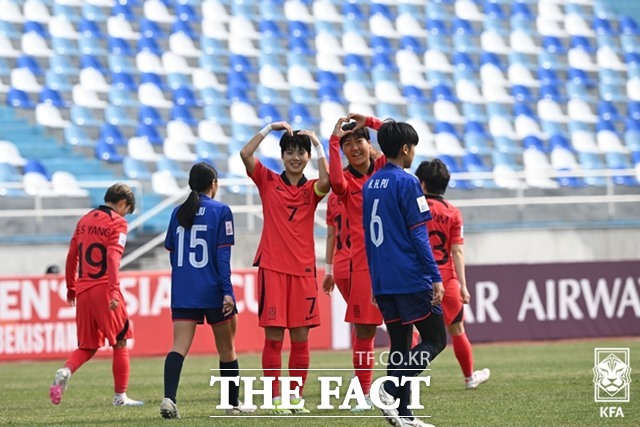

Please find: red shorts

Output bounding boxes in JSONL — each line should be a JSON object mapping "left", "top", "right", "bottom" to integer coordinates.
{"left": 334, "top": 277, "right": 351, "bottom": 303}
{"left": 346, "top": 269, "right": 383, "bottom": 325}
{"left": 76, "top": 284, "right": 133, "bottom": 349}
{"left": 257, "top": 268, "right": 320, "bottom": 329}
{"left": 441, "top": 271, "right": 464, "bottom": 326}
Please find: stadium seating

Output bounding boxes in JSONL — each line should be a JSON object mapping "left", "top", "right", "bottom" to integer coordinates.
{"left": 0, "top": 0, "right": 637, "bottom": 228}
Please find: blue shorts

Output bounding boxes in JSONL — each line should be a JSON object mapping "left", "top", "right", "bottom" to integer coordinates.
{"left": 171, "top": 307, "right": 237, "bottom": 326}
{"left": 375, "top": 290, "right": 442, "bottom": 325}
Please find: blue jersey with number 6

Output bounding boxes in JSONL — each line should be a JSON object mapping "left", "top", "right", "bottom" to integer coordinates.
{"left": 165, "top": 195, "right": 235, "bottom": 308}
{"left": 363, "top": 163, "right": 442, "bottom": 296}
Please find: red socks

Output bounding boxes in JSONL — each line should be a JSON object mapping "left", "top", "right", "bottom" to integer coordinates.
{"left": 112, "top": 346, "right": 130, "bottom": 394}
{"left": 289, "top": 341, "right": 310, "bottom": 398}
{"left": 64, "top": 348, "right": 95, "bottom": 373}
{"left": 452, "top": 333, "right": 474, "bottom": 378}
{"left": 262, "top": 338, "right": 283, "bottom": 398}
{"left": 353, "top": 336, "right": 375, "bottom": 395}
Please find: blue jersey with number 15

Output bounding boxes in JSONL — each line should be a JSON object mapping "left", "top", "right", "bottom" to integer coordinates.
{"left": 165, "top": 195, "right": 235, "bottom": 308}
{"left": 363, "top": 163, "right": 441, "bottom": 296}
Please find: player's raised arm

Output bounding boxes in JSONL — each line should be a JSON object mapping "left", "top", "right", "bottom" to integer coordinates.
{"left": 240, "top": 121, "right": 293, "bottom": 175}
{"left": 347, "top": 112, "right": 384, "bottom": 132}
{"left": 299, "top": 130, "right": 330, "bottom": 195}
{"left": 328, "top": 117, "right": 354, "bottom": 196}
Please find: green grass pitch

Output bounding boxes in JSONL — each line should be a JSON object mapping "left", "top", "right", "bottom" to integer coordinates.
{"left": 1, "top": 338, "right": 638, "bottom": 426}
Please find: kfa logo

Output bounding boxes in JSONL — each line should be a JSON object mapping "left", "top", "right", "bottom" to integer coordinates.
{"left": 593, "top": 348, "right": 631, "bottom": 403}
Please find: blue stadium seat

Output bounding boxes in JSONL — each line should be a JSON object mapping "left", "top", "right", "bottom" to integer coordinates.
{"left": 438, "top": 155, "right": 473, "bottom": 189}
{"left": 318, "top": 86, "right": 344, "bottom": 103}
{"left": 109, "top": 87, "right": 139, "bottom": 108}
{"left": 79, "top": 19, "right": 103, "bottom": 38}
{"left": 172, "top": 21, "right": 196, "bottom": 40}
{"left": 431, "top": 84, "right": 457, "bottom": 102}
{"left": 259, "top": 104, "right": 284, "bottom": 123}
{"left": 513, "top": 102, "right": 535, "bottom": 118}
{"left": 342, "top": 3, "right": 364, "bottom": 21}
{"left": 578, "top": 152, "right": 607, "bottom": 186}
{"left": 568, "top": 68, "right": 596, "bottom": 87}
{"left": 494, "top": 136, "right": 522, "bottom": 154}
{"left": 112, "top": 3, "right": 135, "bottom": 21}
{"left": 81, "top": 55, "right": 107, "bottom": 75}
{"left": 371, "top": 36, "right": 394, "bottom": 55}
{"left": 399, "top": 36, "right": 425, "bottom": 54}
{"left": 175, "top": 3, "right": 198, "bottom": 22}
{"left": 511, "top": 3, "right": 533, "bottom": 21}
{"left": 259, "top": 20, "right": 283, "bottom": 38}
{"left": 108, "top": 37, "right": 134, "bottom": 56}
{"left": 167, "top": 73, "right": 192, "bottom": 90}
{"left": 462, "top": 103, "right": 487, "bottom": 122}
{"left": 317, "top": 71, "right": 341, "bottom": 89}
{"left": 452, "top": 18, "right": 476, "bottom": 36}
{"left": 511, "top": 85, "right": 534, "bottom": 103}
{"left": 370, "top": 3, "right": 394, "bottom": 19}
{"left": 624, "top": 52, "right": 640, "bottom": 66}
{"left": 170, "top": 105, "right": 198, "bottom": 125}
{"left": 79, "top": 37, "right": 108, "bottom": 56}
{"left": 157, "top": 156, "right": 188, "bottom": 180}
{"left": 52, "top": 37, "right": 80, "bottom": 56}
{"left": 598, "top": 101, "right": 622, "bottom": 122}
{"left": 64, "top": 125, "right": 93, "bottom": 147}
{"left": 288, "top": 21, "right": 311, "bottom": 39}
{"left": 7, "top": 89, "right": 34, "bottom": 109}
{"left": 140, "top": 18, "right": 167, "bottom": 39}
{"left": 24, "top": 21, "right": 49, "bottom": 39}
{"left": 523, "top": 136, "right": 547, "bottom": 152}
{"left": 105, "top": 105, "right": 137, "bottom": 127}
{"left": 620, "top": 16, "right": 640, "bottom": 36}
{"left": 483, "top": 1, "right": 505, "bottom": 20}
{"left": 99, "top": 124, "right": 125, "bottom": 146}
{"left": 230, "top": 54, "right": 256, "bottom": 73}
{"left": 426, "top": 2, "right": 448, "bottom": 20}
{"left": 204, "top": 104, "right": 232, "bottom": 125}
{"left": 24, "top": 159, "right": 49, "bottom": 179}
{"left": 462, "top": 153, "right": 496, "bottom": 188}
{"left": 17, "top": 55, "right": 44, "bottom": 76}
{"left": 403, "top": 86, "right": 428, "bottom": 103}
{"left": 407, "top": 102, "right": 433, "bottom": 122}
{"left": 195, "top": 140, "right": 226, "bottom": 163}
{"left": 136, "top": 124, "right": 163, "bottom": 145}
{"left": 452, "top": 52, "right": 476, "bottom": 70}
{"left": 71, "top": 105, "right": 102, "bottom": 127}
{"left": 82, "top": 3, "right": 107, "bottom": 22}
{"left": 570, "top": 36, "right": 596, "bottom": 54}
{"left": 140, "top": 72, "right": 168, "bottom": 91}
{"left": 549, "top": 134, "right": 573, "bottom": 151}
{"left": 112, "top": 72, "right": 137, "bottom": 91}
{"left": 628, "top": 102, "right": 640, "bottom": 121}
{"left": 426, "top": 19, "right": 449, "bottom": 36}
{"left": 139, "top": 106, "right": 165, "bottom": 126}
{"left": 123, "top": 156, "right": 152, "bottom": 180}
{"left": 344, "top": 54, "right": 369, "bottom": 71}
{"left": 593, "top": 17, "right": 616, "bottom": 36}
{"left": 39, "top": 87, "right": 67, "bottom": 108}
{"left": 480, "top": 52, "right": 505, "bottom": 71}
{"left": 137, "top": 37, "right": 162, "bottom": 55}
{"left": 539, "top": 84, "right": 564, "bottom": 102}
{"left": 0, "top": 21, "right": 20, "bottom": 40}
{"left": 289, "top": 37, "right": 313, "bottom": 56}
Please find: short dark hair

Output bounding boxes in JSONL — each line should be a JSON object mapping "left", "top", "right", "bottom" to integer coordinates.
{"left": 414, "top": 159, "right": 450, "bottom": 195}
{"left": 104, "top": 183, "right": 136, "bottom": 214}
{"left": 377, "top": 120, "right": 419, "bottom": 159}
{"left": 339, "top": 127, "right": 371, "bottom": 148}
{"left": 280, "top": 131, "right": 311, "bottom": 155}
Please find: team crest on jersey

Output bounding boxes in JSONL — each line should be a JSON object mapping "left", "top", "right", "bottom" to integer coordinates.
{"left": 118, "top": 232, "right": 127, "bottom": 247}
{"left": 268, "top": 307, "right": 277, "bottom": 320}
{"left": 302, "top": 189, "right": 310, "bottom": 204}
{"left": 417, "top": 196, "right": 430, "bottom": 213}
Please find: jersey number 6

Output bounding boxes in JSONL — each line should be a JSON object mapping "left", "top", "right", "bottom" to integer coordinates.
{"left": 369, "top": 199, "right": 384, "bottom": 247}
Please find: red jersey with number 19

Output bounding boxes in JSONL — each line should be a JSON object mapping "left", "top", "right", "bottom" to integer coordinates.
{"left": 65, "top": 205, "right": 128, "bottom": 301}
{"left": 325, "top": 192, "right": 350, "bottom": 281}
{"left": 425, "top": 195, "right": 464, "bottom": 275}
{"left": 250, "top": 159, "right": 325, "bottom": 277}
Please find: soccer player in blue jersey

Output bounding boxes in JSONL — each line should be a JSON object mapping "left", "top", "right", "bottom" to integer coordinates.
{"left": 161, "top": 162, "right": 251, "bottom": 419}
{"left": 362, "top": 120, "right": 446, "bottom": 427}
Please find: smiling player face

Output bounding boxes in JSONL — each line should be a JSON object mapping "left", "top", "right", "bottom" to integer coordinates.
{"left": 341, "top": 135, "right": 371, "bottom": 169}
{"left": 282, "top": 146, "right": 310, "bottom": 175}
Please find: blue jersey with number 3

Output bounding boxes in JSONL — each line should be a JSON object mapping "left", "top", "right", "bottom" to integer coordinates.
{"left": 363, "top": 163, "right": 441, "bottom": 296}
{"left": 165, "top": 195, "right": 235, "bottom": 308}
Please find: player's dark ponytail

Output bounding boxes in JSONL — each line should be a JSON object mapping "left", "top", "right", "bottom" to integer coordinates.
{"left": 176, "top": 162, "right": 218, "bottom": 228}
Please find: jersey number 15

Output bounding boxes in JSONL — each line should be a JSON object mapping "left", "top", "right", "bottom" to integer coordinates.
{"left": 176, "top": 225, "right": 209, "bottom": 268}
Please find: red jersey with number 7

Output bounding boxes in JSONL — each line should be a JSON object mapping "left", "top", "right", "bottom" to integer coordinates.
{"left": 249, "top": 159, "right": 325, "bottom": 277}
{"left": 65, "top": 205, "right": 128, "bottom": 301}
{"left": 425, "top": 195, "right": 464, "bottom": 275}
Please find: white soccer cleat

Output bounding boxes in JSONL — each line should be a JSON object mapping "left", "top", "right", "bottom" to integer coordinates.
{"left": 49, "top": 367, "right": 71, "bottom": 405}
{"left": 225, "top": 400, "right": 256, "bottom": 415}
{"left": 290, "top": 397, "right": 310, "bottom": 414}
{"left": 402, "top": 416, "right": 436, "bottom": 427}
{"left": 350, "top": 395, "right": 373, "bottom": 412}
{"left": 113, "top": 394, "right": 144, "bottom": 406}
{"left": 378, "top": 381, "right": 402, "bottom": 427}
{"left": 160, "top": 397, "right": 180, "bottom": 419}
{"left": 465, "top": 368, "right": 491, "bottom": 390}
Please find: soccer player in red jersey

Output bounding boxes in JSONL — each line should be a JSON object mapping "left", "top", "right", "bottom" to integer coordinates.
{"left": 415, "top": 159, "right": 491, "bottom": 389}
{"left": 49, "top": 183, "right": 143, "bottom": 407}
{"left": 240, "top": 121, "right": 330, "bottom": 413}
{"left": 328, "top": 113, "right": 386, "bottom": 404}
{"left": 322, "top": 192, "right": 351, "bottom": 300}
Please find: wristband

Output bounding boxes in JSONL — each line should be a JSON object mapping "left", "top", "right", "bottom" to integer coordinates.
{"left": 315, "top": 144, "right": 326, "bottom": 159}
{"left": 259, "top": 124, "right": 273, "bottom": 137}
{"left": 325, "top": 263, "right": 333, "bottom": 274}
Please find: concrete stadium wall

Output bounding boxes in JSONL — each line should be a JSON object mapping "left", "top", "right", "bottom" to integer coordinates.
{"left": 1, "top": 227, "right": 638, "bottom": 276}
